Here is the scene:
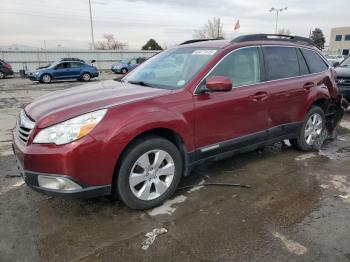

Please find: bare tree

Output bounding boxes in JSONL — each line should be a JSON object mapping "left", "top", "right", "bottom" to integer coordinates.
{"left": 193, "top": 17, "right": 225, "bottom": 39}
{"left": 277, "top": 28, "right": 292, "bottom": 35}
{"left": 94, "top": 34, "right": 127, "bottom": 50}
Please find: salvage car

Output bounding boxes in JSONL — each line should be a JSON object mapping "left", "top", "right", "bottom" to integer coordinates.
{"left": 0, "top": 59, "right": 14, "bottom": 79}
{"left": 334, "top": 55, "right": 350, "bottom": 101}
{"left": 29, "top": 58, "right": 99, "bottom": 83}
{"left": 111, "top": 57, "right": 146, "bottom": 74}
{"left": 13, "top": 34, "right": 345, "bottom": 209}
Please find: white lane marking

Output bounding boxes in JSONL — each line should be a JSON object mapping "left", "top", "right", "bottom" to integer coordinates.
{"left": 295, "top": 153, "right": 316, "bottom": 161}
{"left": 141, "top": 228, "right": 167, "bottom": 250}
{"left": 273, "top": 232, "right": 307, "bottom": 255}
{"left": 148, "top": 195, "right": 187, "bottom": 216}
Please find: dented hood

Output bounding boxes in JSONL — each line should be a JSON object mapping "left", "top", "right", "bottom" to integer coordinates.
{"left": 25, "top": 80, "right": 170, "bottom": 128}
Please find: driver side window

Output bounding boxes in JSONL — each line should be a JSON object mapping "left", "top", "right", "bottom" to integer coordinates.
{"left": 203, "top": 47, "right": 262, "bottom": 90}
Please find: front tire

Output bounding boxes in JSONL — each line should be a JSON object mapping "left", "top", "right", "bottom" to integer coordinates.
{"left": 290, "top": 106, "right": 325, "bottom": 151}
{"left": 115, "top": 136, "right": 183, "bottom": 210}
{"left": 81, "top": 73, "right": 91, "bottom": 82}
{"left": 40, "top": 74, "right": 51, "bottom": 83}
{"left": 0, "top": 71, "right": 5, "bottom": 79}
{"left": 121, "top": 68, "right": 128, "bottom": 74}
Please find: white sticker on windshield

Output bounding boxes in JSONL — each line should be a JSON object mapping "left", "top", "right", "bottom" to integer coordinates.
{"left": 177, "top": 80, "right": 186, "bottom": 86}
{"left": 192, "top": 50, "right": 217, "bottom": 56}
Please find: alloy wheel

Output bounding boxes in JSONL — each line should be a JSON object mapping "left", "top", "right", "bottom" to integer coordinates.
{"left": 42, "top": 74, "right": 51, "bottom": 83}
{"left": 0, "top": 71, "right": 4, "bottom": 79}
{"left": 304, "top": 113, "right": 323, "bottom": 145}
{"left": 129, "top": 150, "right": 175, "bottom": 201}
{"left": 82, "top": 73, "right": 90, "bottom": 81}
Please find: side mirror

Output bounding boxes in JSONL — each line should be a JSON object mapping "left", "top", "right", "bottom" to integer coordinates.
{"left": 206, "top": 76, "right": 232, "bottom": 92}
{"left": 333, "top": 61, "right": 340, "bottom": 67}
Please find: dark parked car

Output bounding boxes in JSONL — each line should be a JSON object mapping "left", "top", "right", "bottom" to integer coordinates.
{"left": 111, "top": 57, "right": 146, "bottom": 74}
{"left": 29, "top": 59, "right": 99, "bottom": 83}
{"left": 0, "top": 59, "right": 14, "bottom": 79}
{"left": 334, "top": 55, "right": 350, "bottom": 101}
{"left": 13, "top": 34, "right": 344, "bottom": 210}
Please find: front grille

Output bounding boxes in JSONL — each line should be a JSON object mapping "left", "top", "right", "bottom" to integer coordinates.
{"left": 337, "top": 77, "right": 350, "bottom": 87}
{"left": 16, "top": 110, "right": 35, "bottom": 144}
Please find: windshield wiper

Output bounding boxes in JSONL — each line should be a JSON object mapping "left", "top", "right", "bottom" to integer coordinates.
{"left": 128, "top": 81, "right": 155, "bottom": 87}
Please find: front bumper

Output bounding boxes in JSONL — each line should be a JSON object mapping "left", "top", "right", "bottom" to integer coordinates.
{"left": 339, "top": 86, "right": 350, "bottom": 101}
{"left": 14, "top": 154, "right": 111, "bottom": 199}
{"left": 4, "top": 68, "right": 14, "bottom": 76}
{"left": 29, "top": 75, "right": 40, "bottom": 81}
{"left": 12, "top": 127, "right": 114, "bottom": 199}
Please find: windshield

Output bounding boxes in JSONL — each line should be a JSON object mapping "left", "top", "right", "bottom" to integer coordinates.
{"left": 122, "top": 47, "right": 218, "bottom": 90}
{"left": 340, "top": 56, "right": 350, "bottom": 67}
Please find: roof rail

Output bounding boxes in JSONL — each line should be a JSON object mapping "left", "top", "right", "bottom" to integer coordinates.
{"left": 231, "top": 34, "right": 315, "bottom": 46}
{"left": 180, "top": 38, "right": 224, "bottom": 45}
{"left": 60, "top": 58, "right": 85, "bottom": 62}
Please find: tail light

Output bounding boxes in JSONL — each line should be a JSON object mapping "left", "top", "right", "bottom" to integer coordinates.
{"left": 4, "top": 63, "right": 12, "bottom": 69}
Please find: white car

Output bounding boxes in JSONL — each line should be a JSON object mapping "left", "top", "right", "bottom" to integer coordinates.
{"left": 325, "top": 54, "right": 345, "bottom": 66}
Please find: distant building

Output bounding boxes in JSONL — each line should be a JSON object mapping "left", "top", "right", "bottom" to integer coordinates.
{"left": 329, "top": 27, "right": 350, "bottom": 56}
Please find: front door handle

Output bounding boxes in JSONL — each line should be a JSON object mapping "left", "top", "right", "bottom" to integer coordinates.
{"left": 303, "top": 82, "right": 315, "bottom": 93}
{"left": 252, "top": 91, "right": 268, "bottom": 101}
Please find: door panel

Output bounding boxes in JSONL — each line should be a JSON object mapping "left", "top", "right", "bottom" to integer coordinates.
{"left": 194, "top": 84, "right": 269, "bottom": 149}
{"left": 193, "top": 47, "right": 269, "bottom": 153}
{"left": 262, "top": 46, "right": 309, "bottom": 137}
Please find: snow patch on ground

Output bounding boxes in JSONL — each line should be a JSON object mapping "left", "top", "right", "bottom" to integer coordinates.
{"left": 0, "top": 180, "right": 25, "bottom": 195}
{"left": 187, "top": 179, "right": 205, "bottom": 193}
{"left": 0, "top": 150, "right": 13, "bottom": 156}
{"left": 273, "top": 232, "right": 307, "bottom": 255}
{"left": 141, "top": 228, "right": 167, "bottom": 250}
{"left": 148, "top": 195, "right": 187, "bottom": 216}
{"left": 295, "top": 153, "right": 316, "bottom": 161}
{"left": 340, "top": 120, "right": 350, "bottom": 130}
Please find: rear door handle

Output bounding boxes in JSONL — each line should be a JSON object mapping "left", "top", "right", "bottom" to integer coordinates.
{"left": 251, "top": 91, "right": 268, "bottom": 101}
{"left": 303, "top": 82, "right": 315, "bottom": 93}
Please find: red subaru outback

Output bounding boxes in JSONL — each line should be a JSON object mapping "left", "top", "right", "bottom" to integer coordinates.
{"left": 13, "top": 34, "right": 344, "bottom": 209}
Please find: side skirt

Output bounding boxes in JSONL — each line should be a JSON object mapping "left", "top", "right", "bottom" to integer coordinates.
{"left": 185, "top": 122, "right": 302, "bottom": 175}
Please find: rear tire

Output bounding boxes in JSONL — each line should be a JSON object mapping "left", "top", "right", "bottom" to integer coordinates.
{"left": 114, "top": 136, "right": 183, "bottom": 210}
{"left": 290, "top": 106, "right": 325, "bottom": 151}
{"left": 121, "top": 68, "right": 128, "bottom": 74}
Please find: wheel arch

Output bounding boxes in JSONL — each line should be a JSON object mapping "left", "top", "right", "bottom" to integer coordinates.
{"left": 40, "top": 72, "right": 53, "bottom": 81}
{"left": 111, "top": 127, "right": 188, "bottom": 195}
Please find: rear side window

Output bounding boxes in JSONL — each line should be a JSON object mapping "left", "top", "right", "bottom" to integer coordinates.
{"left": 263, "top": 47, "right": 299, "bottom": 80}
{"left": 301, "top": 49, "right": 329, "bottom": 73}
{"left": 71, "top": 62, "right": 83, "bottom": 68}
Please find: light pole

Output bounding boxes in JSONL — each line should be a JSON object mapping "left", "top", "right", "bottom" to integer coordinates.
{"left": 269, "top": 7, "right": 288, "bottom": 34}
{"left": 88, "top": 0, "right": 95, "bottom": 50}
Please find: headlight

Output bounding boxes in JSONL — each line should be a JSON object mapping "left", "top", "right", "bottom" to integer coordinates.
{"left": 33, "top": 109, "right": 107, "bottom": 145}
{"left": 35, "top": 71, "right": 40, "bottom": 75}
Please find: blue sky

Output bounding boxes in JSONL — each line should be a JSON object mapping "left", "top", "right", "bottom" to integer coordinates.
{"left": 1, "top": 0, "right": 349, "bottom": 49}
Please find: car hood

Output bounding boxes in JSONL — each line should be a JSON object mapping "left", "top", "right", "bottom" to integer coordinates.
{"left": 335, "top": 66, "right": 350, "bottom": 77}
{"left": 25, "top": 80, "right": 171, "bottom": 128}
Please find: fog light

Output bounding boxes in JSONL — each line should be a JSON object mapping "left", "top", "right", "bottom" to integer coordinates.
{"left": 38, "top": 175, "right": 82, "bottom": 191}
